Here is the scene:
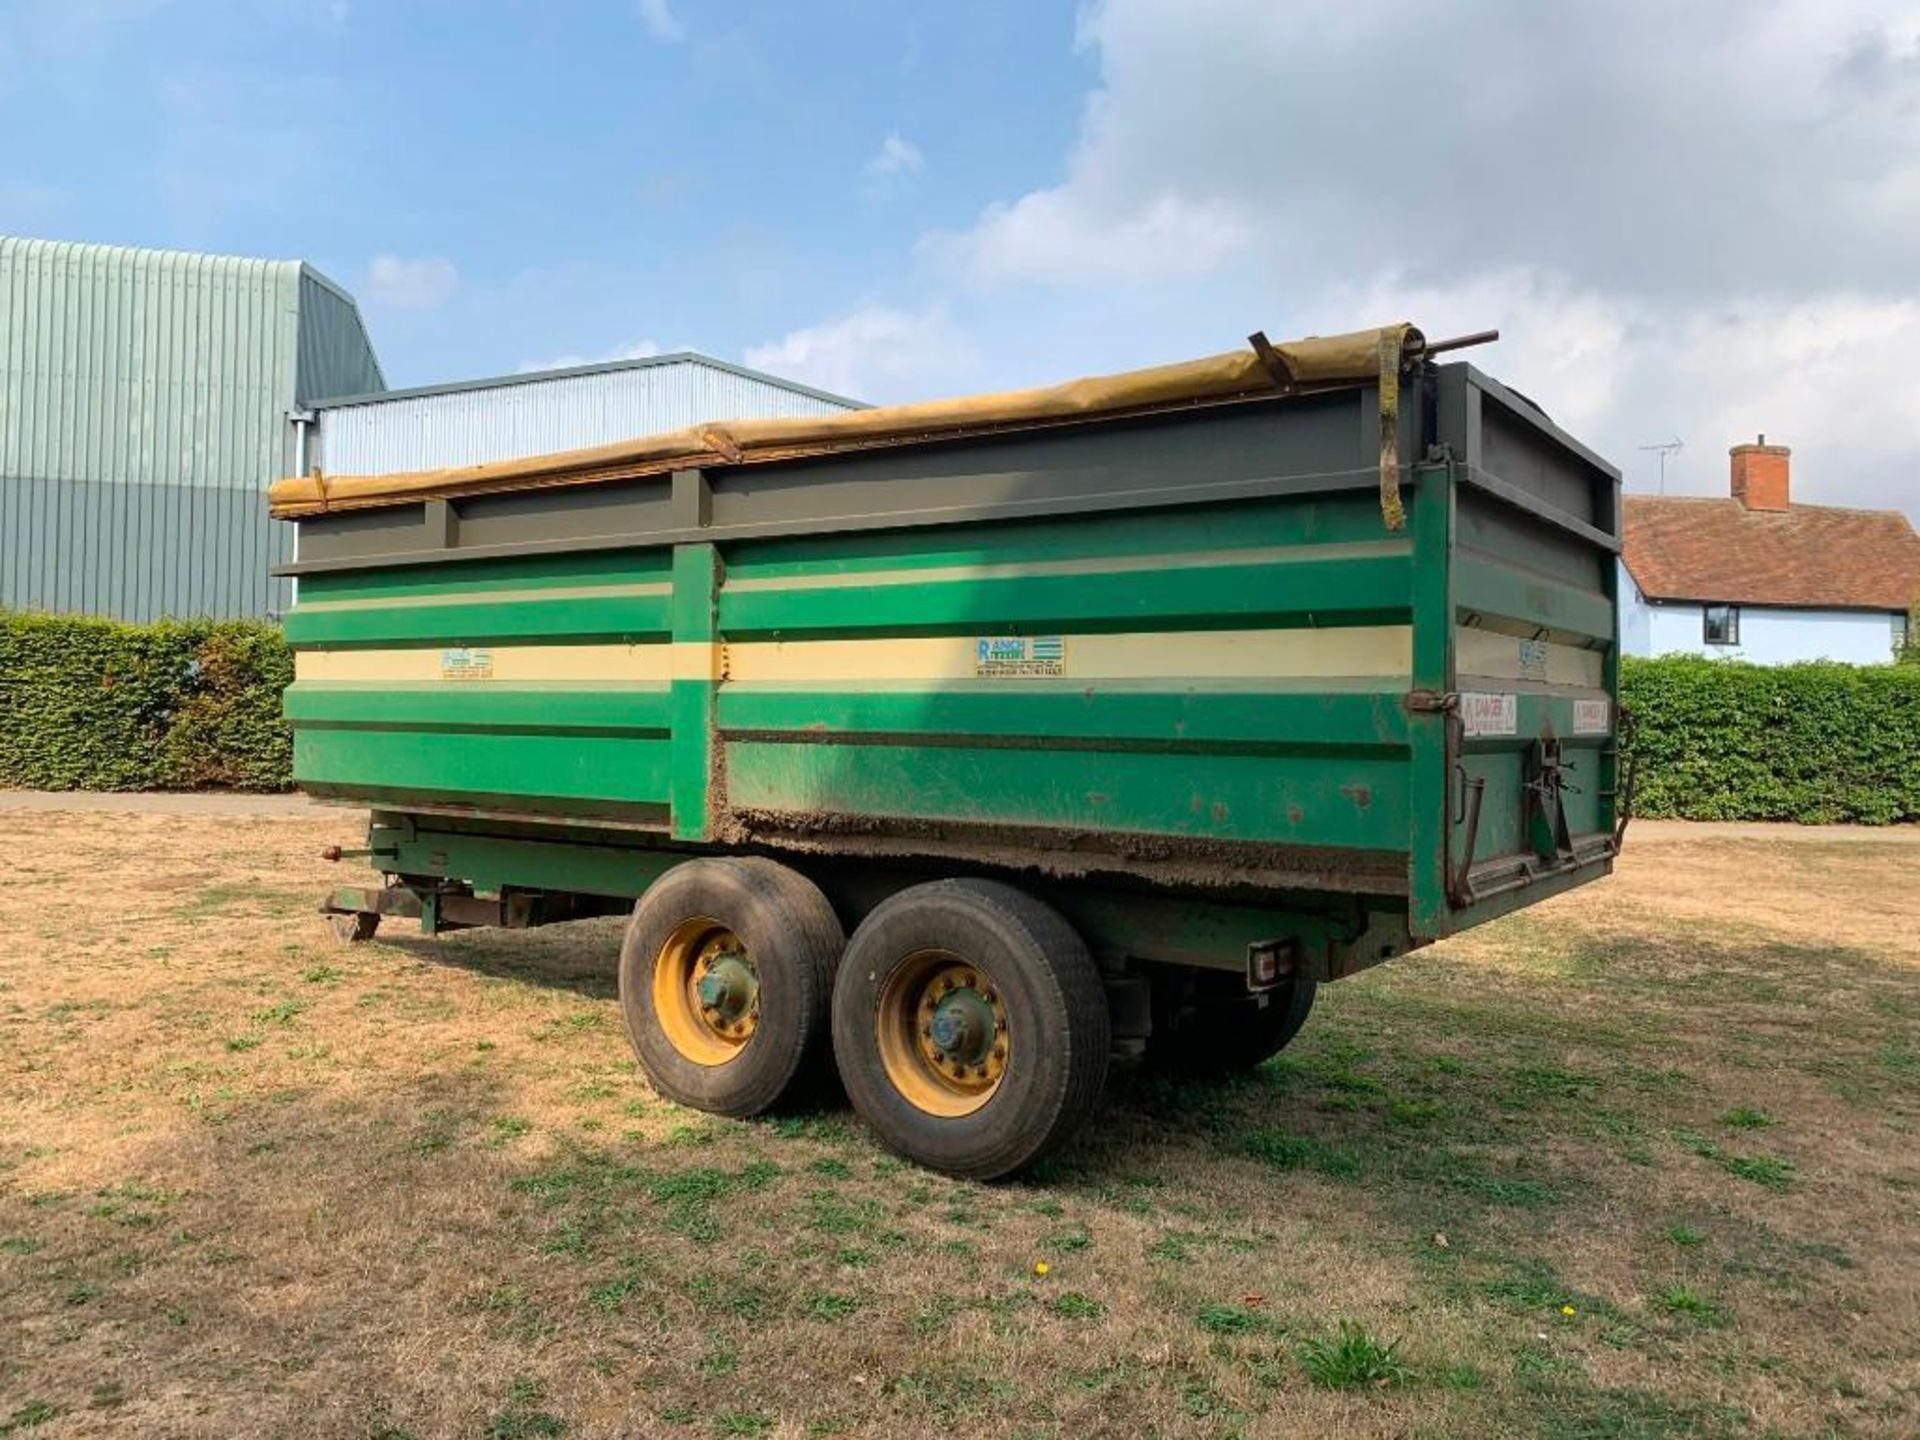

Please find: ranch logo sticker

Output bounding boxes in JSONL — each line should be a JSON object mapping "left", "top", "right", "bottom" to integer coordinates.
{"left": 1573, "top": 698, "right": 1611, "bottom": 735}
{"left": 439, "top": 647, "right": 494, "bottom": 682}
{"left": 974, "top": 636, "right": 1065, "bottom": 677}
{"left": 1460, "top": 691, "right": 1518, "bottom": 738}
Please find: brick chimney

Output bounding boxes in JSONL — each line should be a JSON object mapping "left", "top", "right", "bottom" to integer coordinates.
{"left": 1730, "top": 434, "right": 1790, "bottom": 511}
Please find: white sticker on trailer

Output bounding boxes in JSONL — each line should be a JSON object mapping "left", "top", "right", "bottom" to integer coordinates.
{"left": 1573, "top": 698, "right": 1611, "bottom": 735}
{"left": 1461, "top": 691, "right": 1518, "bottom": 737}
{"left": 440, "top": 647, "right": 494, "bottom": 681}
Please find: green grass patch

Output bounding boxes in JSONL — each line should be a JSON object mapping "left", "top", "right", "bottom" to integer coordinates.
{"left": 1675, "top": 1132, "right": 1797, "bottom": 1190}
{"left": 1049, "top": 1291, "right": 1105, "bottom": 1319}
{"left": 1651, "top": 1284, "right": 1727, "bottom": 1325}
{"left": 1195, "top": 1302, "right": 1267, "bottom": 1335}
{"left": 1240, "top": 1128, "right": 1360, "bottom": 1178}
{"left": 0, "top": 1401, "right": 62, "bottom": 1434}
{"left": 1298, "top": 1321, "right": 1414, "bottom": 1389}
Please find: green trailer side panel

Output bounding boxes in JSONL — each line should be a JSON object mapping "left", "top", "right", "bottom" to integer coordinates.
{"left": 720, "top": 492, "right": 1400, "bottom": 581}
{"left": 717, "top": 682, "right": 1411, "bottom": 750}
{"left": 719, "top": 549, "right": 1411, "bottom": 637}
{"left": 723, "top": 739, "right": 1410, "bottom": 852}
{"left": 670, "top": 542, "right": 720, "bottom": 841}
{"left": 296, "top": 728, "right": 671, "bottom": 808}
{"left": 284, "top": 591, "right": 672, "bottom": 647}
{"left": 1406, "top": 466, "right": 1456, "bottom": 935}
{"left": 284, "top": 682, "right": 671, "bottom": 733}
{"left": 295, "top": 546, "right": 672, "bottom": 602}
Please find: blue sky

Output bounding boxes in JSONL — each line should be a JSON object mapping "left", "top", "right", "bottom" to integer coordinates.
{"left": 1, "top": 1, "right": 1091, "bottom": 386}
{"left": 5, "top": 0, "right": 1919, "bottom": 516}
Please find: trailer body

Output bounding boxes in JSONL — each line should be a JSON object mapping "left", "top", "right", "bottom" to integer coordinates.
{"left": 272, "top": 332, "right": 1623, "bottom": 1173}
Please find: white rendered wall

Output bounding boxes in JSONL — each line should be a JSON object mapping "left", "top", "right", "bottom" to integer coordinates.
{"left": 1617, "top": 563, "right": 1899, "bottom": 663}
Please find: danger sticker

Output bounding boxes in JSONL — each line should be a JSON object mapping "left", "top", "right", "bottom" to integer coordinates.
{"left": 1461, "top": 691, "right": 1518, "bottom": 738}
{"left": 975, "top": 636, "right": 1064, "bottom": 677}
{"left": 1573, "top": 698, "right": 1611, "bottom": 735}
{"left": 440, "top": 647, "right": 494, "bottom": 682}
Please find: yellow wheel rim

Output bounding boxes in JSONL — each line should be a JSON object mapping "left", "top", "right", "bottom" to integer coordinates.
{"left": 652, "top": 917, "right": 759, "bottom": 1067}
{"left": 875, "top": 950, "right": 1009, "bottom": 1117}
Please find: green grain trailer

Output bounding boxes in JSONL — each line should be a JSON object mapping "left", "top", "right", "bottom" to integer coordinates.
{"left": 271, "top": 324, "right": 1624, "bottom": 1178}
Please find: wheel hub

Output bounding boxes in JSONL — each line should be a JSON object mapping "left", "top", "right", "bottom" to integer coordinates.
{"left": 928, "top": 988, "right": 993, "bottom": 1064}
{"left": 655, "top": 922, "right": 761, "bottom": 1065}
{"left": 911, "top": 963, "right": 1008, "bottom": 1091}
{"left": 696, "top": 950, "right": 757, "bottom": 1027}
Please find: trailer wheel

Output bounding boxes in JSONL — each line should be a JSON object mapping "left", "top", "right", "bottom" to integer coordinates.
{"left": 1150, "top": 977, "right": 1317, "bottom": 1075}
{"left": 832, "top": 880, "right": 1109, "bottom": 1180}
{"left": 619, "top": 858, "right": 844, "bottom": 1118}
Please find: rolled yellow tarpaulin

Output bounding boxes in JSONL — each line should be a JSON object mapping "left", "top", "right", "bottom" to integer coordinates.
{"left": 269, "top": 323, "right": 1420, "bottom": 523}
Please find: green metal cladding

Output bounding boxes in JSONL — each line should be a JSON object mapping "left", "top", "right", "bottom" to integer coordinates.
{"left": 0, "top": 235, "right": 384, "bottom": 620}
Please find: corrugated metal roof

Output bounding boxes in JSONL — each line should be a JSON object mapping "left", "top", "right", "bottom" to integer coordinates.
{"left": 314, "top": 354, "right": 862, "bottom": 477}
{"left": 0, "top": 234, "right": 382, "bottom": 619}
{"left": 296, "top": 266, "right": 386, "bottom": 403}
{"left": 312, "top": 350, "right": 860, "bottom": 411}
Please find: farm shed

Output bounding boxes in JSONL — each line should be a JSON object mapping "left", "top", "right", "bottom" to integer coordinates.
{"left": 0, "top": 235, "right": 384, "bottom": 621}
{"left": 307, "top": 353, "right": 861, "bottom": 478}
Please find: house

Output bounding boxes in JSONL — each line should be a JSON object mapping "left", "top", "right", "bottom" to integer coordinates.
{"left": 1618, "top": 438, "right": 1920, "bottom": 663}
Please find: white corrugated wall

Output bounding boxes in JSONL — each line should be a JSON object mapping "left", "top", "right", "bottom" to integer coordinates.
{"left": 314, "top": 357, "right": 858, "bottom": 476}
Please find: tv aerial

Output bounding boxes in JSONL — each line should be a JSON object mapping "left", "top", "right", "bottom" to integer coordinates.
{"left": 1638, "top": 437, "right": 1684, "bottom": 494}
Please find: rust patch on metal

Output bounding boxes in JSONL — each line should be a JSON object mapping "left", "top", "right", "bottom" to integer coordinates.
{"left": 1339, "top": 783, "right": 1373, "bottom": 810}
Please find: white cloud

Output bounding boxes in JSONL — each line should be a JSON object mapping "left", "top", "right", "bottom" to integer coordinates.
{"left": 635, "top": 0, "right": 683, "bottom": 42}
{"left": 366, "top": 254, "right": 457, "bottom": 312}
{"left": 888, "top": 0, "right": 1920, "bottom": 516}
{"left": 516, "top": 340, "right": 664, "bottom": 373}
{"left": 864, "top": 132, "right": 924, "bottom": 179}
{"left": 926, "top": 189, "right": 1250, "bottom": 286}
{"left": 745, "top": 305, "right": 969, "bottom": 402}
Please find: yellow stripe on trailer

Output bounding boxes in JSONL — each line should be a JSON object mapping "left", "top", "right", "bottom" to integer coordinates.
{"left": 724, "top": 626, "right": 1413, "bottom": 683}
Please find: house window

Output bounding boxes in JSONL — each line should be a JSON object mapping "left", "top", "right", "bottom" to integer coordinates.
{"left": 1703, "top": 604, "right": 1740, "bottom": 647}
{"left": 1897, "top": 611, "right": 1910, "bottom": 658}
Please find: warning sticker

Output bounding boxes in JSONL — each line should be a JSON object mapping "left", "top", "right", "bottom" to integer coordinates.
{"left": 1573, "top": 698, "right": 1611, "bottom": 735}
{"left": 974, "top": 636, "right": 1065, "bottom": 677}
{"left": 440, "top": 647, "right": 494, "bottom": 682}
{"left": 1461, "top": 691, "right": 1518, "bottom": 738}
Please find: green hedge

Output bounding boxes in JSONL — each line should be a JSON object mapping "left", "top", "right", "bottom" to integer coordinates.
{"left": 1620, "top": 655, "right": 1920, "bottom": 824}
{"left": 4, "top": 612, "right": 1917, "bottom": 822}
{"left": 0, "top": 612, "right": 293, "bottom": 792}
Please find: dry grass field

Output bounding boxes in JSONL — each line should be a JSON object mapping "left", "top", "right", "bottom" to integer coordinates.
{"left": 1, "top": 807, "right": 1916, "bottom": 1439}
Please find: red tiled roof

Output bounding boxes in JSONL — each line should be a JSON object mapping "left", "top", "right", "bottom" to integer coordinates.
{"left": 1621, "top": 497, "right": 1920, "bottom": 611}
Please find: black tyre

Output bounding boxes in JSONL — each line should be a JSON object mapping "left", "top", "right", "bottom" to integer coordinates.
{"left": 1149, "top": 977, "right": 1316, "bottom": 1075}
{"left": 831, "top": 879, "right": 1110, "bottom": 1180}
{"left": 619, "top": 857, "right": 844, "bottom": 1118}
